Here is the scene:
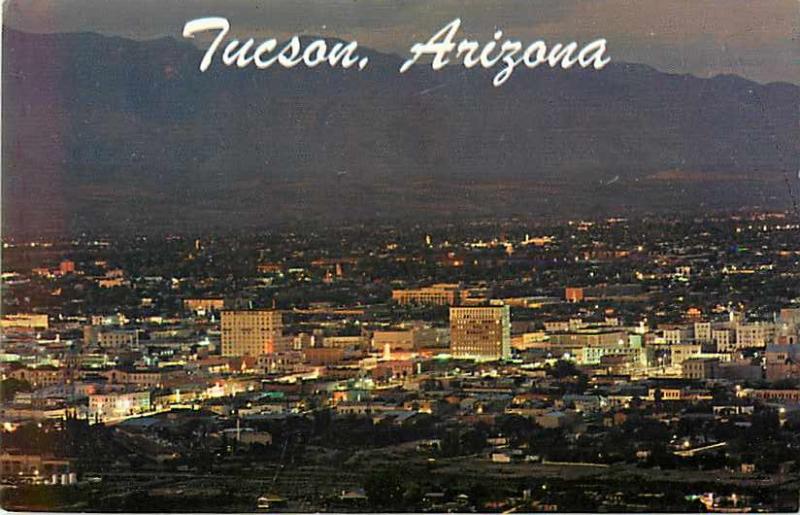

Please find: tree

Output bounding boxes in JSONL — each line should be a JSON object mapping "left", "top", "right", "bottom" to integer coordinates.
{"left": 496, "top": 414, "right": 534, "bottom": 442}
{"left": 365, "top": 468, "right": 406, "bottom": 509}
{"left": 548, "top": 360, "right": 581, "bottom": 379}
{"left": 1, "top": 378, "right": 31, "bottom": 402}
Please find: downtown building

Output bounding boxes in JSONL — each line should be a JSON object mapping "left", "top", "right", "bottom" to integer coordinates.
{"left": 83, "top": 326, "right": 139, "bottom": 349}
{"left": 392, "top": 284, "right": 461, "bottom": 306}
{"left": 221, "top": 310, "right": 283, "bottom": 357}
{"left": 450, "top": 306, "right": 511, "bottom": 360}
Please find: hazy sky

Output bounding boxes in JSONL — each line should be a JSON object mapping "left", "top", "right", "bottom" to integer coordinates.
{"left": 4, "top": 0, "right": 799, "bottom": 84}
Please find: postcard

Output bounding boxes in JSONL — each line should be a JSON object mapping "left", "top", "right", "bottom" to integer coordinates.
{"left": 2, "top": 0, "right": 799, "bottom": 512}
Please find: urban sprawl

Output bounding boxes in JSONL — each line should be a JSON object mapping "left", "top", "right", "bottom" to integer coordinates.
{"left": 1, "top": 212, "right": 800, "bottom": 512}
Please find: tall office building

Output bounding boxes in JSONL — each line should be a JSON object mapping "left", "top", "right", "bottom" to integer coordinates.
{"left": 221, "top": 310, "right": 283, "bottom": 357}
{"left": 450, "top": 306, "right": 511, "bottom": 360}
{"left": 694, "top": 321, "right": 712, "bottom": 343}
{"left": 735, "top": 322, "right": 776, "bottom": 350}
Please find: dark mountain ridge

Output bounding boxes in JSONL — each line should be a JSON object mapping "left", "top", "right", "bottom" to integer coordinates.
{"left": 3, "top": 28, "right": 798, "bottom": 236}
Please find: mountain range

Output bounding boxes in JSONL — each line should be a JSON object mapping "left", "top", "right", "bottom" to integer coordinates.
{"left": 3, "top": 28, "right": 799, "bottom": 237}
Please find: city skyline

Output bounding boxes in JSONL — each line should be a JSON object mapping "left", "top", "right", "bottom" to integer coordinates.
{"left": 2, "top": 213, "right": 800, "bottom": 512}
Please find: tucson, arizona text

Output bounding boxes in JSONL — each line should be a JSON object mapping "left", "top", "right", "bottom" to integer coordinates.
{"left": 183, "top": 17, "right": 610, "bottom": 87}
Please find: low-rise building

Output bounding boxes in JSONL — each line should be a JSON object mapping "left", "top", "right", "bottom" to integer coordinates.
{"left": 682, "top": 357, "right": 720, "bottom": 380}
{"left": 89, "top": 390, "right": 151, "bottom": 421}
{"left": 1, "top": 314, "right": 49, "bottom": 330}
{"left": 392, "top": 284, "right": 461, "bottom": 306}
{"left": 765, "top": 344, "right": 800, "bottom": 382}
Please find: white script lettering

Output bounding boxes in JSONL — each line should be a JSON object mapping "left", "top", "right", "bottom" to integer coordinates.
{"left": 400, "top": 18, "right": 610, "bottom": 87}
{"left": 182, "top": 17, "right": 611, "bottom": 87}
{"left": 182, "top": 17, "right": 369, "bottom": 72}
